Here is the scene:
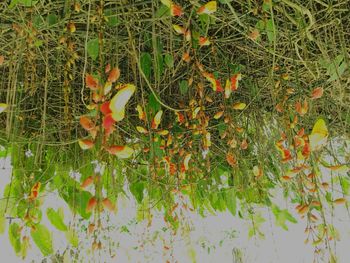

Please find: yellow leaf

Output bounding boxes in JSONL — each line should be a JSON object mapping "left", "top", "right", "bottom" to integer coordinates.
{"left": 0, "top": 103, "right": 8, "bottom": 113}
{"left": 110, "top": 84, "right": 136, "bottom": 122}
{"left": 161, "top": 0, "right": 172, "bottom": 8}
{"left": 173, "top": 25, "right": 185, "bottom": 34}
{"left": 136, "top": 104, "right": 146, "bottom": 121}
{"left": 157, "top": 130, "right": 169, "bottom": 136}
{"left": 233, "top": 102, "right": 246, "bottom": 110}
{"left": 197, "top": 1, "right": 217, "bottom": 14}
{"left": 183, "top": 153, "right": 191, "bottom": 170}
{"left": 309, "top": 118, "right": 328, "bottom": 151}
{"left": 136, "top": 126, "right": 148, "bottom": 134}
{"left": 151, "top": 110, "right": 163, "bottom": 129}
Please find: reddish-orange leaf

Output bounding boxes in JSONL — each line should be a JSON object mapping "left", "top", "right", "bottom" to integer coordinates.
{"left": 175, "top": 112, "right": 185, "bottom": 123}
{"left": 86, "top": 197, "right": 97, "bottom": 212}
{"left": 311, "top": 87, "right": 323, "bottom": 99}
{"left": 80, "top": 116, "right": 95, "bottom": 131}
{"left": 171, "top": 4, "right": 183, "bottom": 16}
{"left": 81, "top": 176, "right": 94, "bottom": 189}
{"left": 199, "top": 37, "right": 211, "bottom": 46}
{"left": 86, "top": 74, "right": 98, "bottom": 90}
{"left": 102, "top": 198, "right": 116, "bottom": 212}
{"left": 281, "top": 148, "right": 292, "bottom": 162}
{"left": 302, "top": 142, "right": 311, "bottom": 158}
{"left": 105, "top": 145, "right": 134, "bottom": 158}
{"left": 30, "top": 182, "right": 41, "bottom": 200}
{"left": 230, "top": 73, "right": 241, "bottom": 91}
{"left": 275, "top": 103, "right": 284, "bottom": 113}
{"left": 107, "top": 68, "right": 120, "bottom": 83}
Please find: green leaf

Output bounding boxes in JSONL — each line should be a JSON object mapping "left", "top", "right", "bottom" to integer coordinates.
{"left": 9, "top": 223, "right": 21, "bottom": 255}
{"left": 140, "top": 52, "right": 152, "bottom": 80}
{"left": 164, "top": 54, "right": 174, "bottom": 68}
{"left": 130, "top": 181, "right": 145, "bottom": 203}
{"left": 46, "top": 14, "right": 58, "bottom": 26}
{"left": 147, "top": 93, "right": 161, "bottom": 113}
{"left": 266, "top": 19, "right": 276, "bottom": 43}
{"left": 87, "top": 38, "right": 99, "bottom": 61}
{"left": 105, "top": 9, "right": 120, "bottom": 27}
{"left": 225, "top": 189, "right": 237, "bottom": 216}
{"left": 65, "top": 228, "right": 79, "bottom": 248}
{"left": 219, "top": 0, "right": 233, "bottom": 3}
{"left": 47, "top": 208, "right": 67, "bottom": 231}
{"left": 31, "top": 224, "right": 54, "bottom": 256}
{"left": 179, "top": 80, "right": 188, "bottom": 95}
{"left": 156, "top": 5, "right": 170, "bottom": 18}
{"left": 0, "top": 214, "right": 5, "bottom": 234}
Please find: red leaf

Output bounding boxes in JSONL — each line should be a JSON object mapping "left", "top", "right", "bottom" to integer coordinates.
{"left": 103, "top": 114, "right": 115, "bottom": 129}
{"left": 107, "top": 68, "right": 120, "bottom": 83}
{"left": 30, "top": 182, "right": 41, "bottom": 200}
{"left": 100, "top": 101, "right": 112, "bottom": 115}
{"left": 86, "top": 74, "right": 98, "bottom": 90}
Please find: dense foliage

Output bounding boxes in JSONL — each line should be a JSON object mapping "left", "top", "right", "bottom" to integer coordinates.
{"left": 0, "top": 0, "right": 349, "bottom": 262}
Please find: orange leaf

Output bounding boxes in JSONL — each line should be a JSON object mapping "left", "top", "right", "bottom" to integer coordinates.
{"left": 214, "top": 111, "right": 224, "bottom": 119}
{"left": 86, "top": 74, "right": 98, "bottom": 90}
{"left": 226, "top": 153, "right": 237, "bottom": 167}
{"left": 108, "top": 68, "right": 120, "bottom": 83}
{"left": 295, "top": 99, "right": 308, "bottom": 116}
{"left": 81, "top": 176, "right": 94, "bottom": 189}
{"left": 175, "top": 112, "right": 185, "bottom": 123}
{"left": 78, "top": 139, "right": 94, "bottom": 150}
{"left": 311, "top": 87, "right": 323, "bottom": 99}
{"left": 334, "top": 198, "right": 346, "bottom": 205}
{"left": 80, "top": 116, "right": 95, "bottom": 131}
{"left": 86, "top": 197, "right": 97, "bottom": 213}
{"left": 241, "top": 139, "right": 248, "bottom": 150}
{"left": 0, "top": 55, "right": 4, "bottom": 66}
{"left": 102, "top": 198, "right": 116, "bottom": 212}
{"left": 182, "top": 52, "right": 191, "bottom": 62}
{"left": 253, "top": 166, "right": 263, "bottom": 178}
{"left": 171, "top": 4, "right": 183, "bottom": 16}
